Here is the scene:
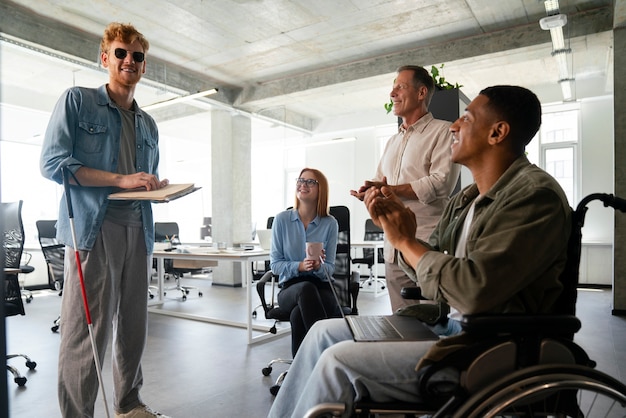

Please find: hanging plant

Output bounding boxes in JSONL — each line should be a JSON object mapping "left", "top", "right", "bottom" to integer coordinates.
{"left": 430, "top": 63, "right": 463, "bottom": 90}
{"left": 384, "top": 64, "right": 463, "bottom": 113}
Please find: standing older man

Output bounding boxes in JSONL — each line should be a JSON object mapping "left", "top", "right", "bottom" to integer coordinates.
{"left": 351, "top": 65, "right": 460, "bottom": 311}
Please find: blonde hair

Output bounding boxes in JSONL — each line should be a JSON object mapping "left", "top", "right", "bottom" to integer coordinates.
{"left": 101, "top": 22, "right": 149, "bottom": 55}
{"left": 294, "top": 168, "right": 330, "bottom": 217}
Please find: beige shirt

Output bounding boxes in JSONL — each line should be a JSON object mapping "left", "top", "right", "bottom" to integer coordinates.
{"left": 375, "top": 112, "right": 460, "bottom": 262}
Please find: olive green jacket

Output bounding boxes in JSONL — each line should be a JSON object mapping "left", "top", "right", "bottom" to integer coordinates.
{"left": 399, "top": 156, "right": 572, "bottom": 369}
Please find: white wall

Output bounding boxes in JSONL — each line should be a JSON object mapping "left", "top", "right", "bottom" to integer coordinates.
{"left": 578, "top": 95, "right": 614, "bottom": 243}
{"left": 154, "top": 114, "right": 213, "bottom": 242}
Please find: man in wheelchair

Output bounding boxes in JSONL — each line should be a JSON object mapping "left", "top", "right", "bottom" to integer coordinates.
{"left": 268, "top": 85, "right": 588, "bottom": 418}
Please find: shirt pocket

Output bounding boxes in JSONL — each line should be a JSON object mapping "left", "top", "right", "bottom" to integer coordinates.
{"left": 77, "top": 121, "right": 107, "bottom": 153}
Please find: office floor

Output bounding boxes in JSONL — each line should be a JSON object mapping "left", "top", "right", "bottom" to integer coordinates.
{"left": 6, "top": 275, "right": 626, "bottom": 418}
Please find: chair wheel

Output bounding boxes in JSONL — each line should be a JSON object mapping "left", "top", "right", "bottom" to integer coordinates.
{"left": 262, "top": 367, "right": 272, "bottom": 376}
{"left": 185, "top": 289, "right": 190, "bottom": 295}
{"left": 270, "top": 325, "right": 277, "bottom": 334}
{"left": 270, "top": 385, "right": 281, "bottom": 396}
{"left": 14, "top": 376, "right": 27, "bottom": 387}
{"left": 51, "top": 325, "right": 59, "bottom": 333}
{"left": 182, "top": 295, "right": 187, "bottom": 301}
{"left": 252, "top": 311, "right": 257, "bottom": 319}
{"left": 198, "top": 292, "right": 203, "bottom": 297}
{"left": 25, "top": 360, "right": 37, "bottom": 370}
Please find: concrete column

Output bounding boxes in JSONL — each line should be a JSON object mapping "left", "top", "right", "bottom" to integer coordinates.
{"left": 614, "top": 26, "right": 626, "bottom": 315}
{"left": 211, "top": 110, "right": 252, "bottom": 286}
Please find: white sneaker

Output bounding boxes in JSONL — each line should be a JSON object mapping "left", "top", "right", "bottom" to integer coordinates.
{"left": 115, "top": 404, "right": 171, "bottom": 418}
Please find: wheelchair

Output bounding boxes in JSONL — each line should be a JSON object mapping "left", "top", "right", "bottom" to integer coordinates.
{"left": 304, "top": 193, "right": 626, "bottom": 417}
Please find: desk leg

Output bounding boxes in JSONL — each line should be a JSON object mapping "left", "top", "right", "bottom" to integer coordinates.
{"left": 373, "top": 249, "right": 379, "bottom": 297}
{"left": 244, "top": 261, "right": 253, "bottom": 344}
{"left": 158, "top": 258, "right": 165, "bottom": 301}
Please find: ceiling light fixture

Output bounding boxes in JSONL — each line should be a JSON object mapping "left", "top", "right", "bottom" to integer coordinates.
{"left": 142, "top": 88, "right": 219, "bottom": 111}
{"left": 540, "top": 0, "right": 574, "bottom": 101}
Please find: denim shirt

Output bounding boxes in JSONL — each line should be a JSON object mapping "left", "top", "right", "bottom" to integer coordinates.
{"left": 270, "top": 209, "right": 339, "bottom": 285}
{"left": 40, "top": 85, "right": 160, "bottom": 253}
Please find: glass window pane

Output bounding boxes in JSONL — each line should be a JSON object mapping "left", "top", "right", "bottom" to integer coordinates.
{"left": 545, "top": 147, "right": 574, "bottom": 205}
{"left": 541, "top": 110, "right": 578, "bottom": 144}
{"left": 526, "top": 133, "right": 540, "bottom": 165}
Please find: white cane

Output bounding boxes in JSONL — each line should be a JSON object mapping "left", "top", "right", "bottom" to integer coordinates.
{"left": 63, "top": 167, "right": 111, "bottom": 418}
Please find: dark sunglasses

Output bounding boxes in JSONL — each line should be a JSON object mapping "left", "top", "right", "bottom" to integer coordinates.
{"left": 113, "top": 48, "right": 145, "bottom": 62}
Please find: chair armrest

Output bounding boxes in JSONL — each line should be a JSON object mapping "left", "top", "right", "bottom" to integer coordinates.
{"left": 256, "top": 270, "right": 277, "bottom": 312}
{"left": 461, "top": 314, "right": 581, "bottom": 336}
{"left": 400, "top": 286, "right": 427, "bottom": 300}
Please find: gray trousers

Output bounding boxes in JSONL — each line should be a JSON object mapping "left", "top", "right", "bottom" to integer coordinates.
{"left": 58, "top": 219, "right": 150, "bottom": 417}
{"left": 385, "top": 257, "right": 419, "bottom": 312}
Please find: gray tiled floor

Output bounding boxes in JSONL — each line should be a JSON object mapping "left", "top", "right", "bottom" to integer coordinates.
{"left": 6, "top": 276, "right": 626, "bottom": 418}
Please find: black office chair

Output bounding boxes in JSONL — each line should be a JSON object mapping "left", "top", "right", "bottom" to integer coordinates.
{"left": 304, "top": 193, "right": 626, "bottom": 418}
{"left": 252, "top": 216, "right": 274, "bottom": 283}
{"left": 259, "top": 206, "right": 360, "bottom": 395}
{"left": 18, "top": 253, "right": 34, "bottom": 304}
{"left": 154, "top": 222, "right": 205, "bottom": 301}
{"left": 3, "top": 201, "right": 35, "bottom": 304}
{"left": 2, "top": 201, "right": 38, "bottom": 386}
{"left": 351, "top": 218, "right": 385, "bottom": 291}
{"left": 36, "top": 220, "right": 64, "bottom": 294}
{"left": 36, "top": 220, "right": 65, "bottom": 332}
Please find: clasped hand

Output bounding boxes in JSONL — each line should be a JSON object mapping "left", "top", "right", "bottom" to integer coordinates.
{"left": 364, "top": 186, "right": 417, "bottom": 249}
{"left": 349, "top": 176, "right": 389, "bottom": 201}
{"left": 299, "top": 250, "right": 326, "bottom": 272}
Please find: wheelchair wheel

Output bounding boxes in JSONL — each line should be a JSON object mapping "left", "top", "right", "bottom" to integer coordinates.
{"left": 456, "top": 364, "right": 626, "bottom": 418}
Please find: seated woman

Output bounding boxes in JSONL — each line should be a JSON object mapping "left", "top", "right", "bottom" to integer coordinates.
{"left": 270, "top": 168, "right": 340, "bottom": 356}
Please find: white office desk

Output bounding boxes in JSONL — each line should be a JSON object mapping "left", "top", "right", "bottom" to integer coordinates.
{"left": 351, "top": 241, "right": 387, "bottom": 297}
{"left": 150, "top": 247, "right": 289, "bottom": 344}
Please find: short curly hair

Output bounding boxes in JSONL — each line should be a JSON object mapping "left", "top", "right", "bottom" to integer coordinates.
{"left": 100, "top": 22, "right": 149, "bottom": 55}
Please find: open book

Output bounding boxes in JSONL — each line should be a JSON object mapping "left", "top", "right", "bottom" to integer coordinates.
{"left": 108, "top": 183, "right": 200, "bottom": 202}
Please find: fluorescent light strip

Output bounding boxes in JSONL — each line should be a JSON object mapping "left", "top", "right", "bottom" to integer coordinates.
{"left": 560, "top": 79, "right": 572, "bottom": 101}
{"left": 553, "top": 50, "right": 570, "bottom": 80}
{"left": 544, "top": 0, "right": 560, "bottom": 14}
{"left": 142, "top": 88, "right": 218, "bottom": 111}
{"left": 549, "top": 27, "right": 565, "bottom": 50}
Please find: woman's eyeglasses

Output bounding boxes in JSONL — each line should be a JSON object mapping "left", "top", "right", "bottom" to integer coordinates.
{"left": 113, "top": 48, "right": 145, "bottom": 63}
{"left": 296, "top": 178, "right": 319, "bottom": 187}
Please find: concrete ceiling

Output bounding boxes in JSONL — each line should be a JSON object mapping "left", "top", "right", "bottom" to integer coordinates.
{"left": 0, "top": 0, "right": 620, "bottom": 134}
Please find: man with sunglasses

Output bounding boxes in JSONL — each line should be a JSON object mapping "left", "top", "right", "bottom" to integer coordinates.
{"left": 40, "top": 22, "right": 170, "bottom": 418}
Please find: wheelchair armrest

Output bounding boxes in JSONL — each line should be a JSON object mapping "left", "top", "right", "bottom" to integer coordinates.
{"left": 461, "top": 314, "right": 581, "bottom": 336}
{"left": 400, "top": 286, "right": 428, "bottom": 300}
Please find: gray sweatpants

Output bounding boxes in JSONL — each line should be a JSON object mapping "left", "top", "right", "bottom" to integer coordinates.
{"left": 58, "top": 219, "right": 150, "bottom": 417}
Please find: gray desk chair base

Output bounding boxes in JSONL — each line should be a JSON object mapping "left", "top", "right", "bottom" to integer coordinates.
{"left": 163, "top": 272, "right": 203, "bottom": 301}
{"left": 262, "top": 358, "right": 293, "bottom": 395}
{"left": 6, "top": 353, "right": 37, "bottom": 387}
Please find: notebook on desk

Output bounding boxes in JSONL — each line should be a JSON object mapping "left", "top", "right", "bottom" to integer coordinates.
{"left": 321, "top": 259, "right": 438, "bottom": 342}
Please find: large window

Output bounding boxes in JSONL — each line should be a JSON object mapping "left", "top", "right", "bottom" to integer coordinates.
{"left": 527, "top": 104, "right": 579, "bottom": 206}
